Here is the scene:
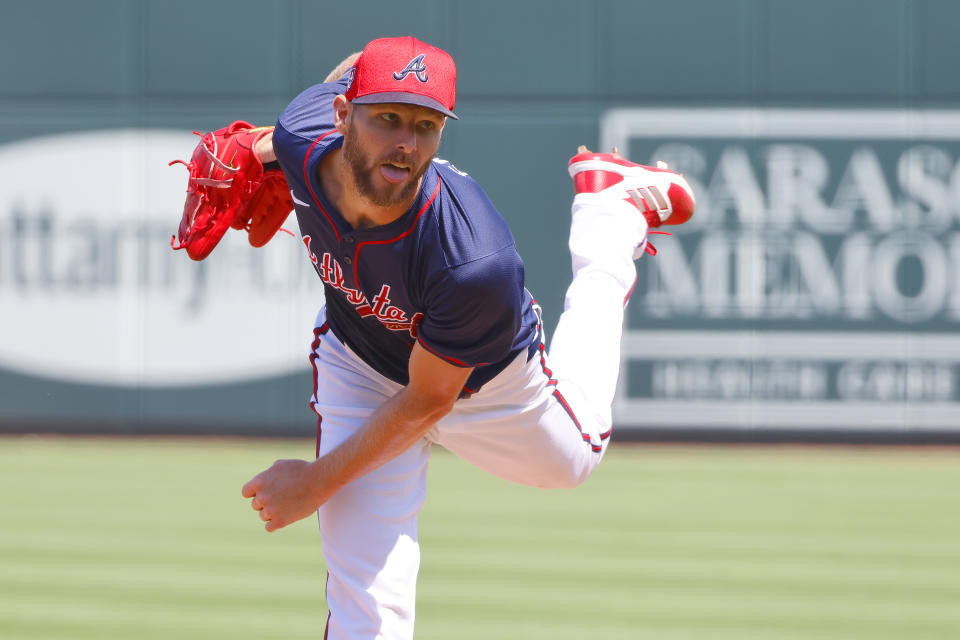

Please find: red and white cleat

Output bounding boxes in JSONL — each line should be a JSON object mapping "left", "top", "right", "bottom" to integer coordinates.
{"left": 568, "top": 149, "right": 695, "bottom": 229}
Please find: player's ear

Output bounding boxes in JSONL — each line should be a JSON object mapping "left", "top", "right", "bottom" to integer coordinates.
{"left": 333, "top": 95, "right": 351, "bottom": 134}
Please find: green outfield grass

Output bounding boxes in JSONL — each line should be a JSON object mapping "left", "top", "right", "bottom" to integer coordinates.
{"left": 1, "top": 436, "right": 959, "bottom": 639}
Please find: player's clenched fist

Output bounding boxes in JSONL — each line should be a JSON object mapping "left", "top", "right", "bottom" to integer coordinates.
{"left": 241, "top": 459, "right": 330, "bottom": 532}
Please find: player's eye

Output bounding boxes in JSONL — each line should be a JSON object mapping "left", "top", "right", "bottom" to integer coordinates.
{"left": 418, "top": 121, "right": 435, "bottom": 131}
{"left": 380, "top": 113, "right": 399, "bottom": 122}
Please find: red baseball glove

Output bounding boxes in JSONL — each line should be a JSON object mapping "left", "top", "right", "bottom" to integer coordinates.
{"left": 170, "top": 121, "right": 294, "bottom": 260}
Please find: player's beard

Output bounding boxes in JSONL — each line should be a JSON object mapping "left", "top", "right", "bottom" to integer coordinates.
{"left": 342, "top": 123, "right": 431, "bottom": 208}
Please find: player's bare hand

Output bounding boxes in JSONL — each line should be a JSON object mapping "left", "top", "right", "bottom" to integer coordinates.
{"left": 241, "top": 459, "right": 329, "bottom": 533}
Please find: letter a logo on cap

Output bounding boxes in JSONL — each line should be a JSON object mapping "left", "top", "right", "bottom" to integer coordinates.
{"left": 393, "top": 55, "right": 428, "bottom": 83}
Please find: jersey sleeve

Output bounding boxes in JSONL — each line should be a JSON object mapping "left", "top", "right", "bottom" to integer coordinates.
{"left": 272, "top": 78, "right": 347, "bottom": 178}
{"left": 416, "top": 246, "right": 526, "bottom": 368}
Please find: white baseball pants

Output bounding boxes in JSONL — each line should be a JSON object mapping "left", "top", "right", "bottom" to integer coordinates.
{"left": 310, "top": 193, "right": 646, "bottom": 640}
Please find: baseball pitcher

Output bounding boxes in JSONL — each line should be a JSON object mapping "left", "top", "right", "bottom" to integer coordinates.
{"left": 171, "top": 36, "right": 694, "bottom": 640}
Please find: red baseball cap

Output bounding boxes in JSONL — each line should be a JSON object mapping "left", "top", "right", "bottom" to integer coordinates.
{"left": 345, "top": 36, "right": 458, "bottom": 120}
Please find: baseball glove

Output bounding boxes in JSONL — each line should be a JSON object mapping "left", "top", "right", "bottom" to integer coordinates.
{"left": 170, "top": 121, "right": 294, "bottom": 260}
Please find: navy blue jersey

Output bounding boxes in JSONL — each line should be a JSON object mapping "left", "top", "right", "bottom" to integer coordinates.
{"left": 273, "top": 78, "right": 539, "bottom": 395}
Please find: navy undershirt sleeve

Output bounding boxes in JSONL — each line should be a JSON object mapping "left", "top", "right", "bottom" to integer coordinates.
{"left": 273, "top": 80, "right": 346, "bottom": 178}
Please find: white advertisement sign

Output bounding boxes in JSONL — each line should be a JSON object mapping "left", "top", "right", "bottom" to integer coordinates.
{"left": 604, "top": 109, "right": 960, "bottom": 431}
{"left": 0, "top": 129, "right": 324, "bottom": 387}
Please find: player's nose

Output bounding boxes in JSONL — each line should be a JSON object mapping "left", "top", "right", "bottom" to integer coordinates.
{"left": 393, "top": 123, "right": 418, "bottom": 153}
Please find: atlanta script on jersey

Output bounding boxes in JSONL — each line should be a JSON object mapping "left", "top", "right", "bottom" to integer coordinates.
{"left": 272, "top": 76, "right": 539, "bottom": 394}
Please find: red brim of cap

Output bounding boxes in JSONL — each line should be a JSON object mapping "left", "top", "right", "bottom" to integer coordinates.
{"left": 350, "top": 92, "right": 458, "bottom": 120}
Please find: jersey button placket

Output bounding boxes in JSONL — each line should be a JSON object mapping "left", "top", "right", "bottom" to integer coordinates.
{"left": 343, "top": 236, "right": 356, "bottom": 265}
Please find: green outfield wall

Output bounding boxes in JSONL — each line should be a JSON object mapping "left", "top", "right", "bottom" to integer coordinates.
{"left": 2, "top": 0, "right": 960, "bottom": 440}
